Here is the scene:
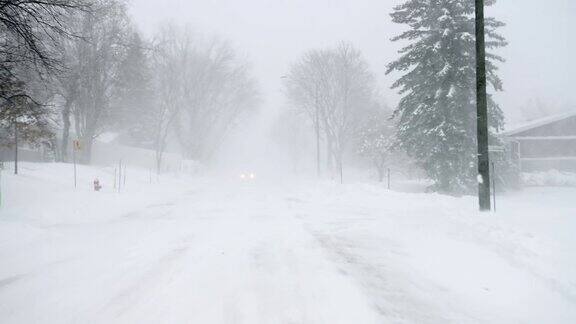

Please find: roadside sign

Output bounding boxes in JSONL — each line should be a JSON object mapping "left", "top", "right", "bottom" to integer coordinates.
{"left": 73, "top": 140, "right": 82, "bottom": 151}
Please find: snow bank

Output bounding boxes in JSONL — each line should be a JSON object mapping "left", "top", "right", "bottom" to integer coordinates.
{"left": 284, "top": 180, "right": 576, "bottom": 323}
{"left": 0, "top": 162, "right": 195, "bottom": 225}
{"left": 0, "top": 163, "right": 575, "bottom": 323}
{"left": 522, "top": 169, "right": 576, "bottom": 187}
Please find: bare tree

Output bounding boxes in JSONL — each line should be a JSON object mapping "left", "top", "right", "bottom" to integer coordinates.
{"left": 150, "top": 24, "right": 259, "bottom": 168}
{"left": 284, "top": 43, "right": 374, "bottom": 182}
{"left": 0, "top": 0, "right": 89, "bottom": 75}
{"left": 71, "top": 0, "right": 130, "bottom": 164}
{"left": 149, "top": 24, "right": 186, "bottom": 174}
{"left": 53, "top": 29, "right": 83, "bottom": 162}
{"left": 0, "top": 0, "right": 88, "bottom": 159}
{"left": 175, "top": 33, "right": 258, "bottom": 161}
{"left": 271, "top": 109, "right": 311, "bottom": 174}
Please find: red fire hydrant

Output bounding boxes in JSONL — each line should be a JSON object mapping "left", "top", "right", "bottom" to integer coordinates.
{"left": 93, "top": 178, "right": 102, "bottom": 192}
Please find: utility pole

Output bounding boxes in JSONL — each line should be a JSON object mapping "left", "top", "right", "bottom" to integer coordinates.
{"left": 475, "top": 0, "right": 491, "bottom": 211}
{"left": 14, "top": 120, "right": 18, "bottom": 175}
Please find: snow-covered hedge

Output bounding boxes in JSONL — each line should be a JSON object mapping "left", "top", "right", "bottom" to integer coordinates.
{"left": 522, "top": 170, "right": 576, "bottom": 187}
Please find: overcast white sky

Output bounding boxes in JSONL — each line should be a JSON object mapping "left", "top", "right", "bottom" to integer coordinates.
{"left": 129, "top": 0, "right": 576, "bottom": 125}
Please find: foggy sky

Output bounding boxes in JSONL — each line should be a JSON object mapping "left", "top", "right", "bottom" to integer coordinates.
{"left": 129, "top": 0, "right": 576, "bottom": 126}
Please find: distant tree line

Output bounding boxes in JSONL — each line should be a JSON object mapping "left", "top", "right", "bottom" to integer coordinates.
{"left": 1, "top": 0, "right": 509, "bottom": 194}
{"left": 281, "top": 0, "right": 507, "bottom": 193}
{"left": 0, "top": 0, "right": 259, "bottom": 171}
{"left": 386, "top": 0, "right": 506, "bottom": 193}
{"left": 282, "top": 43, "right": 402, "bottom": 183}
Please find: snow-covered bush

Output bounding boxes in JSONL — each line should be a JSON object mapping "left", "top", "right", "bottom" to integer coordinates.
{"left": 522, "top": 170, "right": 576, "bottom": 187}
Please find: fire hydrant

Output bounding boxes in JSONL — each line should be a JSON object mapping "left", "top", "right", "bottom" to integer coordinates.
{"left": 93, "top": 178, "right": 102, "bottom": 192}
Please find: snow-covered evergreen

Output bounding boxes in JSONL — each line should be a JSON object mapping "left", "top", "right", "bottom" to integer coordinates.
{"left": 387, "top": 0, "right": 507, "bottom": 192}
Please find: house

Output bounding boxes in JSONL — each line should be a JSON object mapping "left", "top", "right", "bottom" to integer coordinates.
{"left": 503, "top": 111, "right": 576, "bottom": 173}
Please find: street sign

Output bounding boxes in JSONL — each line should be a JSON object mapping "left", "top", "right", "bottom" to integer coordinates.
{"left": 73, "top": 140, "right": 82, "bottom": 151}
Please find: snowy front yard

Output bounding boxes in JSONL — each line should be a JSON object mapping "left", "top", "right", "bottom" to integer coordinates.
{"left": 0, "top": 163, "right": 575, "bottom": 323}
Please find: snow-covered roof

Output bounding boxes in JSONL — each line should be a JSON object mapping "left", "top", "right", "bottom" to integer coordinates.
{"left": 502, "top": 110, "right": 576, "bottom": 137}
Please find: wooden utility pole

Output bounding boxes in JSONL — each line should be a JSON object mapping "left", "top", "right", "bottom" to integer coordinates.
{"left": 475, "top": 0, "right": 491, "bottom": 211}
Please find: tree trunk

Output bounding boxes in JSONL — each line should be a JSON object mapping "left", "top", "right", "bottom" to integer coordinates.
{"left": 154, "top": 124, "right": 168, "bottom": 176}
{"left": 155, "top": 148, "right": 163, "bottom": 175}
{"left": 336, "top": 149, "right": 343, "bottom": 184}
{"left": 60, "top": 100, "right": 72, "bottom": 162}
{"left": 375, "top": 157, "right": 385, "bottom": 182}
{"left": 339, "top": 159, "right": 343, "bottom": 184}
{"left": 80, "top": 133, "right": 93, "bottom": 164}
{"left": 325, "top": 136, "right": 333, "bottom": 174}
{"left": 14, "top": 121, "right": 18, "bottom": 175}
{"left": 314, "top": 105, "right": 321, "bottom": 177}
{"left": 377, "top": 167, "right": 384, "bottom": 182}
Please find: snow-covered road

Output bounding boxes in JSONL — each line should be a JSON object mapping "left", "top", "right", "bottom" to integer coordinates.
{"left": 1, "top": 164, "right": 575, "bottom": 323}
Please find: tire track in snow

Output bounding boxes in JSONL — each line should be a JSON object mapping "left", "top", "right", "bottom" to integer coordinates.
{"left": 102, "top": 241, "right": 194, "bottom": 318}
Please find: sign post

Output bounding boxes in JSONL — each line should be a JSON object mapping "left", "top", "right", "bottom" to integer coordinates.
{"left": 73, "top": 140, "right": 81, "bottom": 188}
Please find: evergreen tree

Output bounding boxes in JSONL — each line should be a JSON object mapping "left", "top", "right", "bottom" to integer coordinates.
{"left": 387, "top": 0, "right": 507, "bottom": 193}
{"left": 0, "top": 47, "right": 56, "bottom": 150}
{"left": 0, "top": 75, "right": 55, "bottom": 149}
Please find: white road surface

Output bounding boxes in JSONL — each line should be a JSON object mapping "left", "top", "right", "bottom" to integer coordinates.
{"left": 0, "top": 164, "right": 575, "bottom": 323}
